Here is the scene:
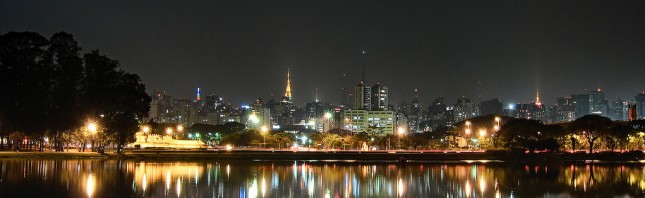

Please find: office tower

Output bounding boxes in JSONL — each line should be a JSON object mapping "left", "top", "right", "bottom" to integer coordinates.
{"left": 371, "top": 83, "right": 388, "bottom": 111}
{"left": 572, "top": 94, "right": 590, "bottom": 118}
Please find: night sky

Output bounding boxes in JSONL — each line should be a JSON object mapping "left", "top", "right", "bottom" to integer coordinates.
{"left": 2, "top": 1, "right": 645, "bottom": 107}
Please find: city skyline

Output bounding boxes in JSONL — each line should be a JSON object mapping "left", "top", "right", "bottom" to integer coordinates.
{"left": 2, "top": 1, "right": 645, "bottom": 106}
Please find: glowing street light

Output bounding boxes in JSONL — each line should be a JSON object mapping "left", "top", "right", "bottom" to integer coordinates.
{"left": 465, "top": 121, "right": 472, "bottom": 135}
{"left": 397, "top": 126, "right": 406, "bottom": 150}
{"left": 166, "top": 127, "right": 173, "bottom": 135}
{"left": 494, "top": 117, "right": 501, "bottom": 132}
{"left": 176, "top": 125, "right": 184, "bottom": 132}
{"left": 479, "top": 129, "right": 487, "bottom": 137}
{"left": 324, "top": 112, "right": 332, "bottom": 132}
{"left": 86, "top": 122, "right": 98, "bottom": 134}
{"left": 260, "top": 125, "right": 269, "bottom": 148}
{"left": 141, "top": 126, "right": 151, "bottom": 133}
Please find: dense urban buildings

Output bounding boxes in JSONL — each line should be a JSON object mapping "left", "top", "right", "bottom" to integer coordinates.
{"left": 149, "top": 74, "right": 645, "bottom": 134}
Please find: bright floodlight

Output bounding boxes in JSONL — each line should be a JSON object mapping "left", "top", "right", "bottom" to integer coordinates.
{"left": 495, "top": 117, "right": 501, "bottom": 122}
{"left": 479, "top": 129, "right": 487, "bottom": 137}
{"left": 176, "top": 125, "right": 184, "bottom": 132}
{"left": 324, "top": 112, "right": 332, "bottom": 119}
{"left": 87, "top": 122, "right": 98, "bottom": 133}
{"left": 397, "top": 127, "right": 406, "bottom": 136}
{"left": 465, "top": 128, "right": 472, "bottom": 135}
{"left": 465, "top": 121, "right": 471, "bottom": 126}
{"left": 142, "top": 126, "right": 151, "bottom": 133}
{"left": 166, "top": 127, "right": 173, "bottom": 135}
{"left": 260, "top": 125, "right": 269, "bottom": 134}
{"left": 249, "top": 114, "right": 259, "bottom": 123}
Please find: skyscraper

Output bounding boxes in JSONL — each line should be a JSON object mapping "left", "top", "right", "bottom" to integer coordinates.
{"left": 371, "top": 83, "right": 388, "bottom": 111}
{"left": 589, "top": 88, "right": 608, "bottom": 117}
{"left": 572, "top": 94, "right": 590, "bottom": 119}
{"left": 353, "top": 83, "right": 372, "bottom": 110}
{"left": 479, "top": 98, "right": 504, "bottom": 116}
{"left": 612, "top": 98, "right": 629, "bottom": 121}
{"left": 636, "top": 92, "right": 645, "bottom": 119}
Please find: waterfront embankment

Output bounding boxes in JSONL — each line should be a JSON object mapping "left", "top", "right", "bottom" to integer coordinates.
{"left": 0, "top": 150, "right": 642, "bottom": 163}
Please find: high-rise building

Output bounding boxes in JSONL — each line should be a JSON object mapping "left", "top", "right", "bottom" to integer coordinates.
{"left": 554, "top": 96, "right": 576, "bottom": 122}
{"left": 454, "top": 96, "right": 477, "bottom": 122}
{"left": 343, "top": 110, "right": 395, "bottom": 135}
{"left": 354, "top": 83, "right": 372, "bottom": 110}
{"left": 636, "top": 92, "right": 645, "bottom": 119}
{"left": 248, "top": 98, "right": 271, "bottom": 129}
{"left": 371, "top": 83, "right": 388, "bottom": 111}
{"left": 572, "top": 94, "right": 590, "bottom": 119}
{"left": 589, "top": 88, "right": 608, "bottom": 117}
{"left": 425, "top": 97, "right": 452, "bottom": 131}
{"left": 612, "top": 98, "right": 630, "bottom": 121}
{"left": 479, "top": 98, "right": 504, "bottom": 116}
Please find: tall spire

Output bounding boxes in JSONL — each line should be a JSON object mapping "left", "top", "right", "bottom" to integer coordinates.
{"left": 535, "top": 90, "right": 542, "bottom": 106}
{"left": 315, "top": 87, "right": 319, "bottom": 102}
{"left": 361, "top": 50, "right": 366, "bottom": 84}
{"left": 285, "top": 68, "right": 292, "bottom": 99}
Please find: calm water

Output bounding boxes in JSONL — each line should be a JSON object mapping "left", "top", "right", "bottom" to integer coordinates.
{"left": 0, "top": 159, "right": 644, "bottom": 198}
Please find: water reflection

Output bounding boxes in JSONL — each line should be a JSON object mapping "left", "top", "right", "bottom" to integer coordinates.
{"left": 0, "top": 159, "right": 643, "bottom": 197}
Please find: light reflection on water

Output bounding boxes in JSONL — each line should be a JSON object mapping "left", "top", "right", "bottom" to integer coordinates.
{"left": 0, "top": 159, "right": 643, "bottom": 197}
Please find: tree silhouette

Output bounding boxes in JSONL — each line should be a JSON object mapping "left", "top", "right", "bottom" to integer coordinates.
{"left": 571, "top": 115, "right": 613, "bottom": 153}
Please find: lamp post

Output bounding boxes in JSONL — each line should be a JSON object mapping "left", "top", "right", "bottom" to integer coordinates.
{"left": 260, "top": 125, "right": 268, "bottom": 149}
{"left": 324, "top": 112, "right": 332, "bottom": 132}
{"left": 397, "top": 127, "right": 406, "bottom": 150}
{"left": 494, "top": 117, "right": 501, "bottom": 132}
{"left": 141, "top": 126, "right": 151, "bottom": 134}
{"left": 478, "top": 128, "right": 487, "bottom": 150}
{"left": 86, "top": 121, "right": 98, "bottom": 152}
{"left": 166, "top": 127, "right": 173, "bottom": 138}
{"left": 465, "top": 121, "right": 472, "bottom": 149}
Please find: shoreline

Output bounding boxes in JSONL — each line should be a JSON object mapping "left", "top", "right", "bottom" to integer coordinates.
{"left": 0, "top": 150, "right": 642, "bottom": 163}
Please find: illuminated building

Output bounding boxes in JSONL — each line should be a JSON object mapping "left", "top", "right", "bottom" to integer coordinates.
{"left": 343, "top": 110, "right": 395, "bottom": 135}
{"left": 371, "top": 83, "right": 388, "bottom": 111}
{"left": 636, "top": 92, "right": 645, "bottom": 119}
{"left": 589, "top": 88, "right": 608, "bottom": 117}
{"left": 571, "top": 94, "right": 590, "bottom": 119}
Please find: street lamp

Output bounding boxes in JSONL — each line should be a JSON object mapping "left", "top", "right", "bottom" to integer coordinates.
{"left": 85, "top": 121, "right": 98, "bottom": 152}
{"left": 141, "top": 126, "right": 151, "bottom": 134}
{"left": 87, "top": 122, "right": 98, "bottom": 134}
{"left": 465, "top": 121, "right": 472, "bottom": 135}
{"left": 465, "top": 121, "right": 472, "bottom": 149}
{"left": 166, "top": 127, "right": 173, "bottom": 135}
{"left": 324, "top": 112, "right": 332, "bottom": 132}
{"left": 397, "top": 127, "right": 406, "bottom": 150}
{"left": 494, "top": 117, "right": 501, "bottom": 132}
{"left": 260, "top": 125, "right": 268, "bottom": 149}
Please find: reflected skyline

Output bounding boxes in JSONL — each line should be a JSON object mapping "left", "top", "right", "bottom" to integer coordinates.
{"left": 0, "top": 159, "right": 644, "bottom": 197}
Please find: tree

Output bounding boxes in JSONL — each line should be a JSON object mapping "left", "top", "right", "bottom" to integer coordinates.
{"left": 496, "top": 119, "right": 562, "bottom": 152}
{"left": 44, "top": 32, "right": 84, "bottom": 152}
{"left": 607, "top": 122, "right": 634, "bottom": 151}
{"left": 0, "top": 32, "right": 50, "bottom": 150}
{"left": 81, "top": 51, "right": 151, "bottom": 153}
{"left": 571, "top": 115, "right": 613, "bottom": 153}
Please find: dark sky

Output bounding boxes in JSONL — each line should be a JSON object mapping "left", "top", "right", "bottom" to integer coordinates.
{"left": 2, "top": 0, "right": 645, "bottom": 107}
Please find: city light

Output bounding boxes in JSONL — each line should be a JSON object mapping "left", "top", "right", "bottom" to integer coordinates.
{"left": 166, "top": 127, "right": 173, "bottom": 135}
{"left": 86, "top": 122, "right": 98, "bottom": 134}
{"left": 479, "top": 129, "right": 487, "bottom": 137}
{"left": 141, "top": 126, "right": 151, "bottom": 133}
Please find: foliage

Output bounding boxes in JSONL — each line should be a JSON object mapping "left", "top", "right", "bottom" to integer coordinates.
{"left": 571, "top": 115, "right": 613, "bottom": 153}
{"left": 0, "top": 32, "right": 150, "bottom": 152}
{"left": 496, "top": 119, "right": 562, "bottom": 152}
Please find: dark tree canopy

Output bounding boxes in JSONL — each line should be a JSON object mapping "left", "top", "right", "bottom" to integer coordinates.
{"left": 0, "top": 31, "right": 150, "bottom": 152}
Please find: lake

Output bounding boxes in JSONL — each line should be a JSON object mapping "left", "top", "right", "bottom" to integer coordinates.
{"left": 0, "top": 159, "right": 643, "bottom": 197}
